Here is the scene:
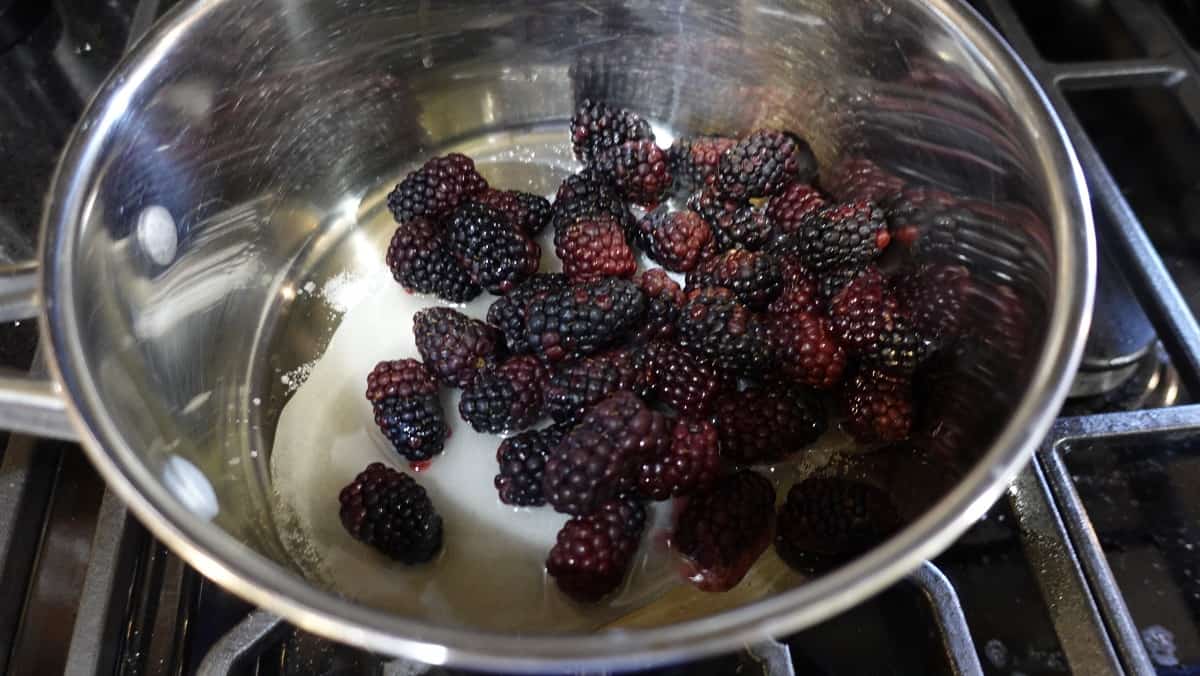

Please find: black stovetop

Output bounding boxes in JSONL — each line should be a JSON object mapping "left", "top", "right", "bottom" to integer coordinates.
{"left": 1, "top": 1, "right": 1199, "bottom": 675}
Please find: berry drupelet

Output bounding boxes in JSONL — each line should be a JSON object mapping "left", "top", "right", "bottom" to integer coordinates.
{"left": 387, "top": 153, "right": 488, "bottom": 225}
{"left": 711, "top": 386, "right": 826, "bottom": 465}
{"left": 686, "top": 249, "right": 783, "bottom": 310}
{"left": 631, "top": 268, "right": 685, "bottom": 344}
{"left": 524, "top": 277, "right": 647, "bottom": 363}
{"left": 840, "top": 366, "right": 913, "bottom": 443}
{"left": 569, "top": 99, "right": 655, "bottom": 165}
{"left": 716, "top": 129, "right": 815, "bottom": 199}
{"left": 543, "top": 392, "right": 670, "bottom": 516}
{"left": 486, "top": 273, "right": 569, "bottom": 353}
{"left": 767, "top": 312, "right": 847, "bottom": 390}
{"left": 413, "top": 307, "right": 502, "bottom": 388}
{"left": 385, "top": 217, "right": 481, "bottom": 303}
{"left": 476, "top": 188, "right": 553, "bottom": 238}
{"left": 365, "top": 360, "right": 447, "bottom": 463}
{"left": 494, "top": 423, "right": 571, "bottom": 507}
{"left": 671, "top": 470, "right": 776, "bottom": 592}
{"left": 637, "top": 418, "right": 722, "bottom": 500}
{"left": 339, "top": 463, "right": 443, "bottom": 564}
{"left": 775, "top": 477, "right": 900, "bottom": 575}
{"left": 676, "top": 287, "right": 774, "bottom": 376}
{"left": 543, "top": 349, "right": 645, "bottom": 424}
{"left": 596, "top": 139, "right": 672, "bottom": 207}
{"left": 636, "top": 209, "right": 714, "bottom": 273}
{"left": 458, "top": 355, "right": 549, "bottom": 433}
{"left": 668, "top": 135, "right": 737, "bottom": 194}
{"left": 445, "top": 201, "right": 540, "bottom": 295}
{"left": 765, "top": 182, "right": 827, "bottom": 236}
{"left": 555, "top": 215, "right": 638, "bottom": 283}
{"left": 546, "top": 494, "right": 646, "bottom": 602}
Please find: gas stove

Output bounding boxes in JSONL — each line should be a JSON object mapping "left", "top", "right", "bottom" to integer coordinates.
{"left": 0, "top": 1, "right": 1198, "bottom": 674}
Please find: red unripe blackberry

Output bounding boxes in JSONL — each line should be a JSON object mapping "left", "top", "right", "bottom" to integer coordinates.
{"left": 766, "top": 182, "right": 828, "bottom": 236}
{"left": 546, "top": 494, "right": 647, "bottom": 602}
{"left": 767, "top": 257, "right": 822, "bottom": 316}
{"left": 840, "top": 366, "right": 913, "bottom": 443}
{"left": 637, "top": 341, "right": 729, "bottom": 417}
{"left": 637, "top": 418, "right": 722, "bottom": 500}
{"left": 555, "top": 216, "right": 637, "bottom": 283}
{"left": 767, "top": 312, "right": 847, "bottom": 390}
{"left": 636, "top": 210, "right": 714, "bottom": 273}
{"left": 711, "top": 386, "right": 826, "bottom": 465}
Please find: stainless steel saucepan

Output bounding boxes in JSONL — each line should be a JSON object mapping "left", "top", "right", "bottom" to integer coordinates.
{"left": 0, "top": 0, "right": 1092, "bottom": 671}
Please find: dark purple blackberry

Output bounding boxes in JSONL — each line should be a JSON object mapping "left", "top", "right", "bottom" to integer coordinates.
{"left": 413, "top": 307, "right": 502, "bottom": 387}
{"left": 767, "top": 258, "right": 821, "bottom": 316}
{"left": 636, "top": 209, "right": 714, "bottom": 273}
{"left": 828, "top": 268, "right": 929, "bottom": 373}
{"left": 385, "top": 218, "right": 481, "bottom": 303}
{"left": 638, "top": 341, "right": 729, "bottom": 417}
{"left": 524, "top": 278, "right": 647, "bottom": 363}
{"left": 716, "top": 129, "right": 815, "bottom": 199}
{"left": 458, "top": 356, "right": 548, "bottom": 433}
{"left": 569, "top": 99, "right": 655, "bottom": 165}
{"left": 547, "top": 495, "right": 647, "bottom": 602}
{"left": 790, "top": 200, "right": 891, "bottom": 273}
{"left": 689, "top": 189, "right": 774, "bottom": 252}
{"left": 670, "top": 470, "right": 775, "bottom": 592}
{"left": 711, "top": 386, "right": 826, "bottom": 465}
{"left": 841, "top": 366, "right": 913, "bottom": 443}
{"left": 543, "top": 349, "right": 644, "bottom": 424}
{"left": 476, "top": 188, "right": 553, "bottom": 238}
{"left": 596, "top": 139, "right": 671, "bottom": 207}
{"left": 339, "top": 463, "right": 443, "bottom": 564}
{"left": 445, "top": 201, "right": 540, "bottom": 295}
{"left": 765, "top": 182, "right": 827, "bottom": 236}
{"left": 486, "top": 273, "right": 570, "bottom": 353}
{"left": 686, "top": 249, "right": 783, "bottom": 310}
{"left": 494, "top": 423, "right": 571, "bottom": 507}
{"left": 631, "top": 269, "right": 685, "bottom": 344}
{"left": 767, "top": 312, "right": 847, "bottom": 390}
{"left": 365, "top": 360, "right": 447, "bottom": 463}
{"left": 543, "top": 392, "right": 670, "bottom": 516}
{"left": 551, "top": 170, "right": 636, "bottom": 240}
{"left": 775, "top": 477, "right": 900, "bottom": 575}
{"left": 893, "top": 263, "right": 970, "bottom": 344}
{"left": 638, "top": 418, "right": 722, "bottom": 500}
{"left": 676, "top": 287, "right": 773, "bottom": 375}
{"left": 668, "top": 135, "right": 737, "bottom": 194}
{"left": 387, "top": 153, "right": 488, "bottom": 225}
{"left": 555, "top": 215, "right": 637, "bottom": 283}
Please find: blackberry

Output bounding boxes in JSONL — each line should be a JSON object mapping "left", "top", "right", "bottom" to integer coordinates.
{"left": 671, "top": 470, "right": 776, "bottom": 592}
{"left": 543, "top": 349, "right": 644, "bottom": 424}
{"left": 339, "top": 463, "right": 443, "bottom": 564}
{"left": 883, "top": 186, "right": 962, "bottom": 252}
{"left": 638, "top": 418, "right": 722, "bottom": 500}
{"left": 711, "top": 386, "right": 826, "bottom": 465}
{"left": 631, "top": 268, "right": 685, "bottom": 344}
{"left": 385, "top": 218, "right": 481, "bottom": 303}
{"left": 767, "top": 312, "right": 847, "bottom": 390}
{"left": 828, "top": 269, "right": 928, "bottom": 372}
{"left": 686, "top": 249, "right": 783, "bottom": 310}
{"left": 458, "top": 356, "right": 548, "bottom": 433}
{"left": 524, "top": 278, "right": 647, "bottom": 363}
{"left": 841, "top": 366, "right": 913, "bottom": 443}
{"left": 676, "top": 287, "right": 773, "bottom": 375}
{"left": 486, "top": 273, "right": 569, "bottom": 353}
{"left": 638, "top": 341, "right": 729, "bottom": 417}
{"left": 816, "top": 264, "right": 873, "bottom": 304}
{"left": 636, "top": 209, "right": 714, "bottom": 273}
{"left": 551, "top": 170, "right": 635, "bottom": 240}
{"left": 569, "top": 99, "right": 655, "bottom": 165}
{"left": 555, "top": 215, "right": 637, "bottom": 283}
{"left": 413, "top": 307, "right": 502, "bottom": 387}
{"left": 766, "top": 182, "right": 827, "bottom": 236}
{"left": 689, "top": 189, "right": 773, "bottom": 252}
{"left": 792, "top": 200, "right": 891, "bottom": 272}
{"left": 547, "top": 495, "right": 646, "bottom": 602}
{"left": 716, "top": 129, "right": 815, "bottom": 199}
{"left": 494, "top": 423, "right": 571, "bottom": 506}
{"left": 387, "top": 153, "right": 488, "bottom": 225}
{"left": 596, "top": 140, "right": 672, "bottom": 207}
{"left": 543, "top": 392, "right": 670, "bottom": 516}
{"left": 767, "top": 258, "right": 821, "bottom": 316}
{"left": 822, "top": 157, "right": 905, "bottom": 205}
{"left": 445, "top": 201, "right": 539, "bottom": 295}
{"left": 365, "top": 360, "right": 447, "bottom": 463}
{"left": 668, "top": 135, "right": 737, "bottom": 194}
{"left": 476, "top": 188, "right": 553, "bottom": 238}
{"left": 775, "top": 477, "right": 900, "bottom": 575}
{"left": 894, "top": 263, "right": 970, "bottom": 344}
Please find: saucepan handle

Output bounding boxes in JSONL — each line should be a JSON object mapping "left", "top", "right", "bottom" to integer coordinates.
{"left": 0, "top": 261, "right": 78, "bottom": 441}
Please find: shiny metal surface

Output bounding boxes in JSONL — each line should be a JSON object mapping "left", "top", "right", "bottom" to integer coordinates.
{"left": 5, "top": 0, "right": 1094, "bottom": 670}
